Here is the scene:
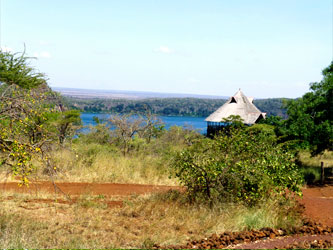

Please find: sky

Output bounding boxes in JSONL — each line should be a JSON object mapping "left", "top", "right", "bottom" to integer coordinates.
{"left": 0, "top": 0, "right": 332, "bottom": 98}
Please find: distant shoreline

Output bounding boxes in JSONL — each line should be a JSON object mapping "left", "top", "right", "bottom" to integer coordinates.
{"left": 53, "top": 87, "right": 228, "bottom": 100}
{"left": 80, "top": 111, "right": 207, "bottom": 118}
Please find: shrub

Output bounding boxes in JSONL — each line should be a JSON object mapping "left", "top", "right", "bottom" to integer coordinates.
{"left": 172, "top": 127, "right": 303, "bottom": 206}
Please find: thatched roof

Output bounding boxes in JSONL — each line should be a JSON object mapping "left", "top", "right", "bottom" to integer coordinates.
{"left": 205, "top": 89, "right": 266, "bottom": 124}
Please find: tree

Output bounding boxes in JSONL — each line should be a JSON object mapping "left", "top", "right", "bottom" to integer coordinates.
{"left": 108, "top": 112, "right": 164, "bottom": 155}
{"left": 285, "top": 62, "right": 333, "bottom": 154}
{"left": 0, "top": 49, "right": 79, "bottom": 183}
{"left": 172, "top": 127, "right": 302, "bottom": 206}
{"left": 0, "top": 49, "right": 46, "bottom": 89}
{"left": 53, "top": 109, "right": 81, "bottom": 144}
{"left": 136, "top": 110, "right": 164, "bottom": 143}
{"left": 109, "top": 114, "right": 144, "bottom": 155}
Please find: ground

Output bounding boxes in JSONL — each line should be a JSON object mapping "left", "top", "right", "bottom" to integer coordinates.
{"left": 301, "top": 185, "right": 333, "bottom": 227}
{"left": 0, "top": 181, "right": 332, "bottom": 249}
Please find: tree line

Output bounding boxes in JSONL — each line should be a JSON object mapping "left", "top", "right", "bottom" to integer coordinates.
{"left": 64, "top": 96, "right": 289, "bottom": 118}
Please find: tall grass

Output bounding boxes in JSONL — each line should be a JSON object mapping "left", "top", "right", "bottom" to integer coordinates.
{"left": 47, "top": 143, "right": 177, "bottom": 185}
{"left": 0, "top": 126, "right": 200, "bottom": 185}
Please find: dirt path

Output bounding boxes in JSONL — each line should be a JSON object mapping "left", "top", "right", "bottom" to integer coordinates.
{"left": 0, "top": 181, "right": 181, "bottom": 197}
{"left": 1, "top": 182, "right": 332, "bottom": 226}
{"left": 300, "top": 185, "right": 333, "bottom": 226}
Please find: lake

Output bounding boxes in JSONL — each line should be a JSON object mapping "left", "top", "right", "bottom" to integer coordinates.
{"left": 81, "top": 113, "right": 207, "bottom": 134}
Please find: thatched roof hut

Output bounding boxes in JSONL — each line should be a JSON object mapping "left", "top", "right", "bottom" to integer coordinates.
{"left": 206, "top": 89, "right": 266, "bottom": 136}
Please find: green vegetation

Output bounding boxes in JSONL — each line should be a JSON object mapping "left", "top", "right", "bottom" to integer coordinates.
{"left": 0, "top": 49, "right": 80, "bottom": 183}
{"left": 254, "top": 98, "right": 290, "bottom": 118}
{"left": 173, "top": 125, "right": 302, "bottom": 206}
{"left": 284, "top": 62, "right": 333, "bottom": 154}
{"left": 65, "top": 96, "right": 288, "bottom": 118}
{"left": 45, "top": 124, "right": 201, "bottom": 185}
{"left": 261, "top": 61, "right": 333, "bottom": 155}
{"left": 257, "top": 62, "right": 333, "bottom": 184}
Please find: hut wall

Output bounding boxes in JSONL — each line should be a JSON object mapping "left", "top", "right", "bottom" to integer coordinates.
{"left": 207, "top": 122, "right": 226, "bottom": 138}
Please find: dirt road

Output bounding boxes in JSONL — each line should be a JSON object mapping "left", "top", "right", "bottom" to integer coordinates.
{"left": 0, "top": 181, "right": 181, "bottom": 196}
{"left": 300, "top": 185, "right": 333, "bottom": 226}
{"left": 1, "top": 181, "right": 332, "bottom": 249}
{"left": 1, "top": 181, "right": 332, "bottom": 226}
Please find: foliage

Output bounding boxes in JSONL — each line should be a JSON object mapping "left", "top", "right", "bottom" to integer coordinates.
{"left": 79, "top": 123, "right": 112, "bottom": 145}
{"left": 0, "top": 49, "right": 46, "bottom": 89}
{"left": 222, "top": 114, "right": 245, "bottom": 126}
{"left": 51, "top": 109, "right": 81, "bottom": 144}
{"left": 172, "top": 127, "right": 302, "bottom": 206}
{"left": 258, "top": 115, "right": 286, "bottom": 138}
{"left": 283, "top": 62, "right": 333, "bottom": 154}
{"left": 253, "top": 98, "right": 289, "bottom": 118}
{"left": 0, "top": 49, "right": 80, "bottom": 183}
{"left": 78, "top": 112, "right": 165, "bottom": 156}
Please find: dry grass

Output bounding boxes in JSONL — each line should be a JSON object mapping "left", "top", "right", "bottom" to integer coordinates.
{"left": 51, "top": 146, "right": 177, "bottom": 185}
{"left": 0, "top": 126, "right": 196, "bottom": 185}
{"left": 0, "top": 144, "right": 178, "bottom": 186}
{"left": 0, "top": 190, "right": 302, "bottom": 249}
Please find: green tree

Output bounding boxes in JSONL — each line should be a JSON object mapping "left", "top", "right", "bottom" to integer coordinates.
{"left": 285, "top": 62, "right": 333, "bottom": 154}
{"left": 0, "top": 49, "right": 46, "bottom": 89}
{"left": 54, "top": 109, "right": 81, "bottom": 144}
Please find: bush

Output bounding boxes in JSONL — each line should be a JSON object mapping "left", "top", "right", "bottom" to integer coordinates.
{"left": 172, "top": 127, "right": 303, "bottom": 206}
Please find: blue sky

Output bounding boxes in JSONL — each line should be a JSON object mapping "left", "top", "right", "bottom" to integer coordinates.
{"left": 1, "top": 0, "right": 332, "bottom": 98}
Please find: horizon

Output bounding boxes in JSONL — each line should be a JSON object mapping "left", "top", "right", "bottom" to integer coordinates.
{"left": 1, "top": 0, "right": 332, "bottom": 98}
{"left": 53, "top": 86, "right": 294, "bottom": 99}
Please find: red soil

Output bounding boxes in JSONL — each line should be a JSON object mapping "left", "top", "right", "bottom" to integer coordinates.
{"left": 227, "top": 234, "right": 333, "bottom": 249}
{"left": 1, "top": 182, "right": 332, "bottom": 226}
{"left": 0, "top": 181, "right": 181, "bottom": 197}
{"left": 1, "top": 181, "right": 332, "bottom": 249}
{"left": 300, "top": 185, "right": 333, "bottom": 226}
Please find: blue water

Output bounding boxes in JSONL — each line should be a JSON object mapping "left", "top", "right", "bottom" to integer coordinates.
{"left": 80, "top": 113, "right": 207, "bottom": 134}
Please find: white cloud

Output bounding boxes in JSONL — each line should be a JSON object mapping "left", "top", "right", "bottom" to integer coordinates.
{"left": 1, "top": 46, "right": 13, "bottom": 52}
{"left": 33, "top": 51, "right": 51, "bottom": 59}
{"left": 154, "top": 46, "right": 174, "bottom": 54}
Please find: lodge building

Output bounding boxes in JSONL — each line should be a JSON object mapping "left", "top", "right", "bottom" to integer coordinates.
{"left": 205, "top": 89, "right": 266, "bottom": 136}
